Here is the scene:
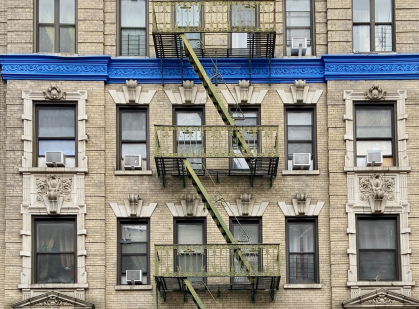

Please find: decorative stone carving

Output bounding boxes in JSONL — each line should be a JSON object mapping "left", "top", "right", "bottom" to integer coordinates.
{"left": 224, "top": 197, "right": 269, "bottom": 217}
{"left": 126, "top": 79, "right": 138, "bottom": 103}
{"left": 184, "top": 194, "right": 200, "bottom": 216}
{"left": 36, "top": 175, "right": 72, "bottom": 214}
{"left": 127, "top": 194, "right": 141, "bottom": 216}
{"left": 277, "top": 80, "right": 323, "bottom": 104}
{"left": 240, "top": 193, "right": 251, "bottom": 215}
{"left": 292, "top": 192, "right": 311, "bottom": 215}
{"left": 43, "top": 85, "right": 66, "bottom": 100}
{"left": 12, "top": 291, "right": 95, "bottom": 308}
{"left": 363, "top": 295, "right": 398, "bottom": 305}
{"left": 221, "top": 81, "right": 268, "bottom": 105}
{"left": 183, "top": 80, "right": 194, "bottom": 103}
{"left": 37, "top": 295, "right": 73, "bottom": 306}
{"left": 164, "top": 82, "right": 207, "bottom": 105}
{"left": 166, "top": 197, "right": 207, "bottom": 217}
{"left": 365, "top": 85, "right": 386, "bottom": 100}
{"left": 110, "top": 199, "right": 157, "bottom": 218}
{"left": 239, "top": 80, "right": 250, "bottom": 103}
{"left": 342, "top": 288, "right": 419, "bottom": 308}
{"left": 279, "top": 195, "right": 324, "bottom": 217}
{"left": 359, "top": 174, "right": 395, "bottom": 213}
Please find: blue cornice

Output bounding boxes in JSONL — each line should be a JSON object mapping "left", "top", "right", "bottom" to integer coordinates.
{"left": 2, "top": 53, "right": 419, "bottom": 83}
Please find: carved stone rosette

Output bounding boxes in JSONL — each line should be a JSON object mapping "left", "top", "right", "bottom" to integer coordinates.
{"left": 364, "top": 85, "right": 387, "bottom": 100}
{"left": 43, "top": 85, "right": 66, "bottom": 100}
{"left": 362, "top": 295, "right": 398, "bottom": 305}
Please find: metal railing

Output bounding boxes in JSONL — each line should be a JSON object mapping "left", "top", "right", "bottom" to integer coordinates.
{"left": 152, "top": 0, "right": 276, "bottom": 33}
{"left": 155, "top": 243, "right": 280, "bottom": 278}
{"left": 154, "top": 125, "right": 279, "bottom": 158}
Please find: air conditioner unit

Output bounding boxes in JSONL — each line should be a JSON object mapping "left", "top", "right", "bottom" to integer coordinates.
{"left": 366, "top": 150, "right": 383, "bottom": 166}
{"left": 124, "top": 155, "right": 142, "bottom": 170}
{"left": 126, "top": 270, "right": 142, "bottom": 285}
{"left": 45, "top": 151, "right": 65, "bottom": 167}
{"left": 291, "top": 37, "right": 307, "bottom": 56}
{"left": 292, "top": 153, "right": 311, "bottom": 170}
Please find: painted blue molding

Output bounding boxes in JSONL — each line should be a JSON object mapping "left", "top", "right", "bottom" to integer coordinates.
{"left": 0, "top": 54, "right": 110, "bottom": 81}
{"left": 2, "top": 53, "right": 419, "bottom": 83}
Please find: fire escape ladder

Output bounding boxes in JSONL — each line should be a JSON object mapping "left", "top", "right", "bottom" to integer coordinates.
{"left": 183, "top": 279, "right": 206, "bottom": 309}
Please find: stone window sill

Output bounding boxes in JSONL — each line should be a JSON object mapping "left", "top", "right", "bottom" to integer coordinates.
{"left": 114, "top": 170, "right": 153, "bottom": 176}
{"left": 283, "top": 284, "right": 322, "bottom": 289}
{"left": 115, "top": 285, "right": 152, "bottom": 291}
{"left": 282, "top": 170, "right": 320, "bottom": 176}
{"left": 19, "top": 167, "right": 88, "bottom": 174}
{"left": 344, "top": 166, "right": 411, "bottom": 173}
{"left": 347, "top": 281, "right": 415, "bottom": 287}
{"left": 18, "top": 283, "right": 88, "bottom": 289}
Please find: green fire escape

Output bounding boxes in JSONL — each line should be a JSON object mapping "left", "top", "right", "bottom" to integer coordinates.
{"left": 152, "top": 1, "right": 280, "bottom": 308}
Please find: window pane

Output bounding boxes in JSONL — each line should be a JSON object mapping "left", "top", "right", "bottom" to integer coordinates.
{"left": 359, "top": 250, "right": 397, "bottom": 280}
{"left": 121, "top": 29, "right": 147, "bottom": 56}
{"left": 60, "top": 0, "right": 75, "bottom": 23}
{"left": 289, "top": 223, "right": 314, "bottom": 252}
{"left": 288, "top": 112, "right": 312, "bottom": 125}
{"left": 232, "top": 111, "right": 258, "bottom": 126}
{"left": 353, "top": 0, "right": 370, "bottom": 22}
{"left": 121, "top": 143, "right": 147, "bottom": 159}
{"left": 121, "top": 0, "right": 146, "bottom": 27}
{"left": 231, "top": 5, "right": 256, "bottom": 27}
{"left": 39, "top": 26, "right": 55, "bottom": 53}
{"left": 288, "top": 126, "right": 312, "bottom": 141}
{"left": 60, "top": 26, "right": 76, "bottom": 53}
{"left": 39, "top": 108, "right": 75, "bottom": 137}
{"left": 37, "top": 254, "right": 75, "bottom": 283}
{"left": 286, "top": 0, "right": 310, "bottom": 12}
{"left": 286, "top": 11, "right": 311, "bottom": 27}
{"left": 375, "top": 0, "right": 392, "bottom": 22}
{"left": 231, "top": 33, "right": 249, "bottom": 48}
{"left": 37, "top": 222, "right": 75, "bottom": 252}
{"left": 39, "top": 0, "right": 55, "bottom": 23}
{"left": 233, "top": 223, "right": 259, "bottom": 244}
{"left": 121, "top": 224, "right": 147, "bottom": 242}
{"left": 358, "top": 219, "right": 396, "bottom": 249}
{"left": 353, "top": 25, "right": 370, "bottom": 52}
{"left": 288, "top": 143, "right": 312, "bottom": 154}
{"left": 176, "top": 5, "right": 200, "bottom": 27}
{"left": 178, "top": 224, "right": 203, "bottom": 244}
{"left": 289, "top": 253, "right": 315, "bottom": 283}
{"left": 356, "top": 141, "right": 392, "bottom": 156}
{"left": 39, "top": 140, "right": 76, "bottom": 156}
{"left": 356, "top": 109, "right": 392, "bottom": 138}
{"left": 122, "top": 243, "right": 147, "bottom": 254}
{"left": 375, "top": 25, "right": 393, "bottom": 51}
{"left": 122, "top": 255, "right": 148, "bottom": 272}
{"left": 176, "top": 111, "right": 202, "bottom": 126}
{"left": 121, "top": 112, "right": 147, "bottom": 140}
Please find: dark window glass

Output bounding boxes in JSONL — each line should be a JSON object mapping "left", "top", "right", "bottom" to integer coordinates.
{"left": 287, "top": 219, "right": 317, "bottom": 284}
{"left": 358, "top": 218, "right": 398, "bottom": 281}
{"left": 353, "top": 0, "right": 394, "bottom": 52}
{"left": 36, "top": 105, "right": 76, "bottom": 166}
{"left": 35, "top": 219, "right": 76, "bottom": 283}
{"left": 37, "top": 0, "right": 76, "bottom": 53}
{"left": 120, "top": 0, "right": 147, "bottom": 56}
{"left": 354, "top": 105, "right": 394, "bottom": 167}
{"left": 119, "top": 221, "right": 149, "bottom": 284}
{"left": 285, "top": 0, "right": 313, "bottom": 56}
{"left": 286, "top": 108, "right": 315, "bottom": 170}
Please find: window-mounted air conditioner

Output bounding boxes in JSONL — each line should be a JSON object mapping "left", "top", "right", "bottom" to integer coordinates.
{"left": 126, "top": 270, "right": 143, "bottom": 285}
{"left": 45, "top": 151, "right": 65, "bottom": 167}
{"left": 366, "top": 150, "right": 383, "bottom": 166}
{"left": 291, "top": 37, "right": 307, "bottom": 56}
{"left": 124, "top": 155, "right": 142, "bottom": 170}
{"left": 292, "top": 153, "right": 311, "bottom": 170}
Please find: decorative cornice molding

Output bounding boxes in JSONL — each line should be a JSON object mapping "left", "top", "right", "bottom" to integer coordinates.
{"left": 12, "top": 291, "right": 95, "bottom": 308}
{"left": 342, "top": 288, "right": 419, "bottom": 308}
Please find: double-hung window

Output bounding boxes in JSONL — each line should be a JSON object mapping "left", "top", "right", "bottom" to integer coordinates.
{"left": 357, "top": 216, "right": 398, "bottom": 281}
{"left": 285, "top": 108, "right": 316, "bottom": 170}
{"left": 118, "top": 220, "right": 149, "bottom": 284}
{"left": 287, "top": 218, "right": 318, "bottom": 284}
{"left": 118, "top": 107, "right": 148, "bottom": 170}
{"left": 120, "top": 0, "right": 147, "bottom": 56}
{"left": 353, "top": 0, "right": 394, "bottom": 52}
{"left": 231, "top": 4, "right": 257, "bottom": 49}
{"left": 284, "top": 0, "right": 314, "bottom": 56}
{"left": 354, "top": 105, "right": 395, "bottom": 167}
{"left": 37, "top": 0, "right": 76, "bottom": 53}
{"left": 36, "top": 105, "right": 77, "bottom": 167}
{"left": 34, "top": 218, "right": 76, "bottom": 283}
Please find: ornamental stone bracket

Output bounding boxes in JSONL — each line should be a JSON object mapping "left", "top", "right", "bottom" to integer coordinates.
{"left": 277, "top": 79, "right": 323, "bottom": 104}
{"left": 278, "top": 193, "right": 325, "bottom": 217}
{"left": 164, "top": 80, "right": 207, "bottom": 104}
{"left": 343, "top": 88, "right": 408, "bottom": 169}
{"left": 43, "top": 85, "right": 66, "bottom": 100}
{"left": 221, "top": 80, "right": 268, "bottom": 105}
{"left": 36, "top": 175, "right": 73, "bottom": 214}
{"left": 110, "top": 196, "right": 157, "bottom": 218}
{"left": 224, "top": 194, "right": 269, "bottom": 217}
{"left": 342, "top": 288, "right": 419, "bottom": 308}
{"left": 12, "top": 291, "right": 95, "bottom": 308}
{"left": 166, "top": 194, "right": 208, "bottom": 217}
{"left": 108, "top": 79, "right": 157, "bottom": 104}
